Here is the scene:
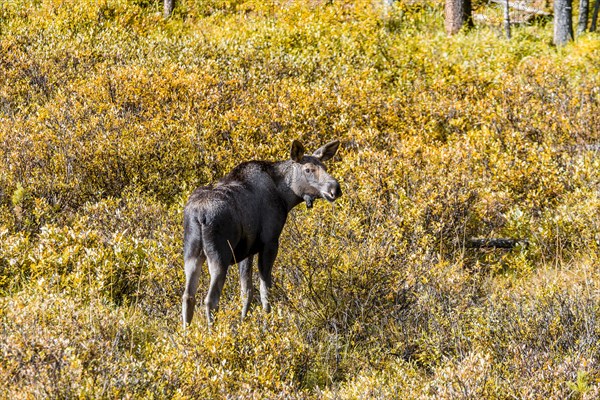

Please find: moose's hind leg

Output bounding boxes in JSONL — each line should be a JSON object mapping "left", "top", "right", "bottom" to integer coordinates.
{"left": 204, "top": 255, "right": 229, "bottom": 326}
{"left": 182, "top": 253, "right": 205, "bottom": 328}
{"left": 258, "top": 242, "right": 278, "bottom": 314}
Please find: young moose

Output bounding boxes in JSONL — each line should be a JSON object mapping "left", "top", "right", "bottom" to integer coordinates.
{"left": 182, "top": 140, "right": 342, "bottom": 327}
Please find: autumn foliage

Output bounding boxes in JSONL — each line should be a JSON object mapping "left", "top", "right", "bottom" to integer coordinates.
{"left": 1, "top": 0, "right": 600, "bottom": 398}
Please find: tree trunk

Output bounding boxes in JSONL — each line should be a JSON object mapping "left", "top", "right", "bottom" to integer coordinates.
{"left": 445, "top": 0, "right": 473, "bottom": 35}
{"left": 164, "top": 0, "right": 175, "bottom": 19}
{"left": 578, "top": 0, "right": 589, "bottom": 33}
{"left": 504, "top": 0, "right": 512, "bottom": 39}
{"left": 591, "top": 0, "right": 600, "bottom": 31}
{"left": 382, "top": 0, "right": 394, "bottom": 19}
{"left": 554, "top": 0, "right": 574, "bottom": 46}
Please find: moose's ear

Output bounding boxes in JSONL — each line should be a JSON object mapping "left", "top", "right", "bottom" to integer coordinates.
{"left": 290, "top": 140, "right": 305, "bottom": 162}
{"left": 312, "top": 140, "right": 340, "bottom": 161}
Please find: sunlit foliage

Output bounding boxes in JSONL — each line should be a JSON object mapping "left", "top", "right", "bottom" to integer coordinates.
{"left": 1, "top": 0, "right": 599, "bottom": 397}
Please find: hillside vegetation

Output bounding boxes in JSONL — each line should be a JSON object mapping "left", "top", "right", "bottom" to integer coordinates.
{"left": 1, "top": 0, "right": 600, "bottom": 398}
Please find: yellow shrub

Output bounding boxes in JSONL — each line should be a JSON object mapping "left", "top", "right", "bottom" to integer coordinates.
{"left": 1, "top": 0, "right": 599, "bottom": 397}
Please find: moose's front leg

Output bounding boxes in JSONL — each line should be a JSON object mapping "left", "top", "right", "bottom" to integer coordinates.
{"left": 239, "top": 256, "right": 253, "bottom": 320}
{"left": 258, "top": 242, "right": 278, "bottom": 313}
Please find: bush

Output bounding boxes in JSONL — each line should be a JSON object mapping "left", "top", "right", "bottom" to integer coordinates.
{"left": 1, "top": 0, "right": 599, "bottom": 397}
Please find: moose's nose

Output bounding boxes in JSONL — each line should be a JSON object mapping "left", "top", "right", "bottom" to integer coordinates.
{"left": 332, "top": 182, "right": 342, "bottom": 199}
{"left": 323, "top": 182, "right": 342, "bottom": 202}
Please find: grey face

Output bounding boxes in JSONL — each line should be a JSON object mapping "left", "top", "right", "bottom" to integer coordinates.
{"left": 289, "top": 140, "right": 342, "bottom": 208}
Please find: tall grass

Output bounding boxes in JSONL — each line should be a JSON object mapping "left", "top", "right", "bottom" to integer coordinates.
{"left": 1, "top": 0, "right": 599, "bottom": 397}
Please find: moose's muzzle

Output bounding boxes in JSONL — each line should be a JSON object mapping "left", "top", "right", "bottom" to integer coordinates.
{"left": 322, "top": 182, "right": 342, "bottom": 202}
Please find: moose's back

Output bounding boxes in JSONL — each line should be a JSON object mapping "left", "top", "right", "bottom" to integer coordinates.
{"left": 184, "top": 161, "right": 287, "bottom": 264}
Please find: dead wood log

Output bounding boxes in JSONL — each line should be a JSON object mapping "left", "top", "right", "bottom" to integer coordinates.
{"left": 489, "top": 0, "right": 551, "bottom": 16}
{"left": 467, "top": 238, "right": 529, "bottom": 249}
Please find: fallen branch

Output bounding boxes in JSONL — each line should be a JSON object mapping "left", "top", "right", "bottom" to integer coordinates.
{"left": 467, "top": 238, "right": 529, "bottom": 249}
{"left": 489, "top": 0, "right": 551, "bottom": 16}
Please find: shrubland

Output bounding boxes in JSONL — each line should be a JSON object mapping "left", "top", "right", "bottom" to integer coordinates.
{"left": 1, "top": 0, "right": 600, "bottom": 398}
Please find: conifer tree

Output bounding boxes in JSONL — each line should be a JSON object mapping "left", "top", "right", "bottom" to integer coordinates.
{"left": 554, "top": 0, "right": 574, "bottom": 46}
{"left": 445, "top": 0, "right": 473, "bottom": 35}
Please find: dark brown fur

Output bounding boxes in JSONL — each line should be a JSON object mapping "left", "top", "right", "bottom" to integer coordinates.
{"left": 182, "top": 140, "right": 342, "bottom": 327}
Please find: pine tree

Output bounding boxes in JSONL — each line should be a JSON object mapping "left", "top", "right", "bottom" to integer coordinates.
{"left": 445, "top": 0, "right": 473, "bottom": 35}
{"left": 554, "top": 0, "right": 574, "bottom": 46}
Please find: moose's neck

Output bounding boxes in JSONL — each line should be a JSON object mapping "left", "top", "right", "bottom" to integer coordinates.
{"left": 273, "top": 160, "right": 304, "bottom": 212}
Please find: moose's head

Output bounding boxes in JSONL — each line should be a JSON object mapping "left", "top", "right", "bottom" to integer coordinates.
{"left": 289, "top": 140, "right": 342, "bottom": 208}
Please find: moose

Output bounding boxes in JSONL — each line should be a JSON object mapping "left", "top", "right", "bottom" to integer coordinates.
{"left": 182, "top": 140, "right": 342, "bottom": 327}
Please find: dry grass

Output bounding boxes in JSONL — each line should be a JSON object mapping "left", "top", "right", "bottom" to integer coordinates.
{"left": 1, "top": 0, "right": 600, "bottom": 397}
